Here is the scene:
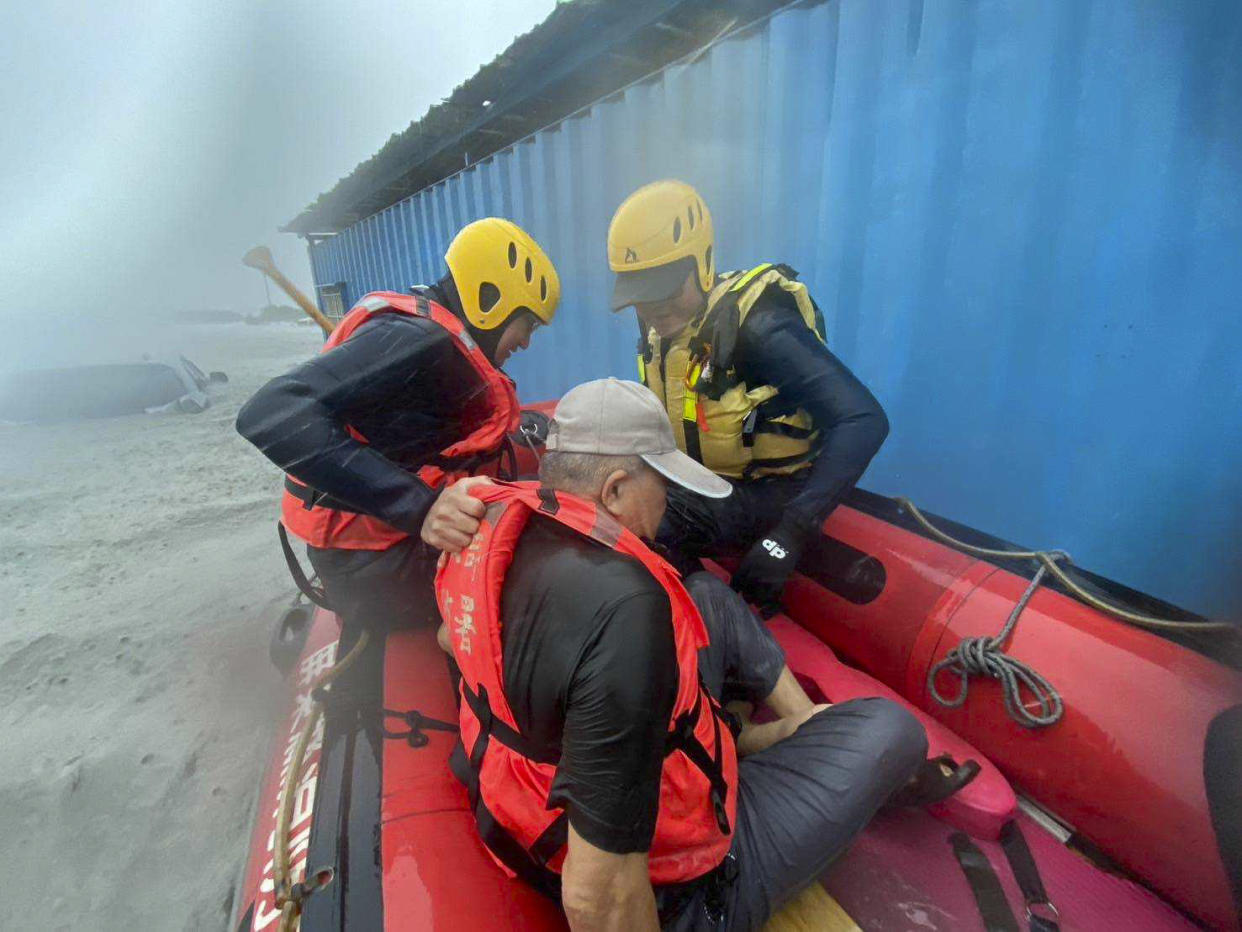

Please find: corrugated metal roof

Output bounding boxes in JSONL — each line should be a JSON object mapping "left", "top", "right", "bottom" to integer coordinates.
{"left": 303, "top": 0, "right": 1242, "bottom": 621}
{"left": 284, "top": 0, "right": 798, "bottom": 234}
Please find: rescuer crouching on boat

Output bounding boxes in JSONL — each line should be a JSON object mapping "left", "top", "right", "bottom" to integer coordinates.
{"left": 235, "top": 218, "right": 559, "bottom": 709}
{"left": 436, "top": 378, "right": 927, "bottom": 931}
{"left": 607, "top": 181, "right": 889, "bottom": 616}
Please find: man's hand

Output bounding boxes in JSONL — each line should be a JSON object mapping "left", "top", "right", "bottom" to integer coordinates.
{"left": 737, "top": 702, "right": 830, "bottom": 756}
{"left": 730, "top": 516, "right": 809, "bottom": 617}
{"left": 420, "top": 476, "right": 493, "bottom": 552}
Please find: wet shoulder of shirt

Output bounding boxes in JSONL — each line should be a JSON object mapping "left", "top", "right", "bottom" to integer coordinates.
{"left": 499, "top": 513, "right": 674, "bottom": 744}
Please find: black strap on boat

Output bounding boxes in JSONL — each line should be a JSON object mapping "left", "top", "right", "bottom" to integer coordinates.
{"left": 380, "top": 708, "right": 458, "bottom": 749}
{"left": 1000, "top": 821, "right": 1059, "bottom": 931}
{"left": 950, "top": 832, "right": 1020, "bottom": 932}
{"left": 277, "top": 522, "right": 332, "bottom": 610}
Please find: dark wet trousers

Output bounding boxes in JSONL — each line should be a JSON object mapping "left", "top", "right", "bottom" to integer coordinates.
{"left": 663, "top": 573, "right": 928, "bottom": 932}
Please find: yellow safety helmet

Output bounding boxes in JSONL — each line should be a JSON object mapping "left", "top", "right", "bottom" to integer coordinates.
{"left": 607, "top": 180, "right": 715, "bottom": 309}
{"left": 445, "top": 218, "right": 560, "bottom": 330}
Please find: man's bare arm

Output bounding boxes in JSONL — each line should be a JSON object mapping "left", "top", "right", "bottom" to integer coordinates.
{"left": 561, "top": 823, "right": 659, "bottom": 932}
{"left": 736, "top": 703, "right": 829, "bottom": 757}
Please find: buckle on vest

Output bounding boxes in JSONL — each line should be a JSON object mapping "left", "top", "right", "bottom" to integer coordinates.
{"left": 742, "top": 408, "right": 759, "bottom": 447}
{"left": 701, "top": 852, "right": 738, "bottom": 924}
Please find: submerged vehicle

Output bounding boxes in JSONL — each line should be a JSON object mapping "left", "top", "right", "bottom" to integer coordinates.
{"left": 231, "top": 404, "right": 1241, "bottom": 932}
{"left": 0, "top": 356, "right": 227, "bottom": 423}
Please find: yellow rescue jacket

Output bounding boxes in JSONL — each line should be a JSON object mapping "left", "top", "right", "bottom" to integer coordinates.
{"left": 638, "top": 263, "right": 826, "bottom": 480}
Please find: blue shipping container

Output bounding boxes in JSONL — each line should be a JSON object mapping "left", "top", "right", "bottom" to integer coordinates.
{"left": 304, "top": 0, "right": 1242, "bottom": 620}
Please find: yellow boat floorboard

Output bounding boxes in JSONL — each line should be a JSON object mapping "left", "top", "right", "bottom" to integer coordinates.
{"left": 763, "top": 882, "right": 861, "bottom": 932}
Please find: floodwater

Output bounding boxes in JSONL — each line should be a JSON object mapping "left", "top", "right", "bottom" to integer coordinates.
{"left": 0, "top": 320, "right": 320, "bottom": 929}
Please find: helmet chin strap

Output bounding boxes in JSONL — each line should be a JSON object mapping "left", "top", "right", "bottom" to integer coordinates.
{"left": 436, "top": 274, "right": 507, "bottom": 363}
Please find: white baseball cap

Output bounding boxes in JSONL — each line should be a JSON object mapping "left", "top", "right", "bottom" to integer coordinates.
{"left": 546, "top": 378, "right": 732, "bottom": 499}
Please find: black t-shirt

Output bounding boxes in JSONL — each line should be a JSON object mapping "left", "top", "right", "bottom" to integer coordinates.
{"left": 500, "top": 514, "right": 678, "bottom": 854}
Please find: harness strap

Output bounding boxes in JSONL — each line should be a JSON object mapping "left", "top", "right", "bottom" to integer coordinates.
{"left": 529, "top": 812, "right": 570, "bottom": 865}
{"left": 999, "top": 821, "right": 1059, "bottom": 931}
{"left": 950, "top": 833, "right": 1020, "bottom": 932}
{"left": 460, "top": 681, "right": 564, "bottom": 897}
{"left": 284, "top": 476, "right": 358, "bottom": 514}
{"left": 276, "top": 523, "right": 332, "bottom": 609}
{"left": 664, "top": 692, "right": 732, "bottom": 835}
{"left": 461, "top": 681, "right": 561, "bottom": 765}
{"left": 742, "top": 445, "right": 821, "bottom": 478}
{"left": 741, "top": 408, "right": 817, "bottom": 448}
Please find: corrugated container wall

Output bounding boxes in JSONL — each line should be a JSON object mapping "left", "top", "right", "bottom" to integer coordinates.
{"left": 306, "top": 0, "right": 1242, "bottom": 620}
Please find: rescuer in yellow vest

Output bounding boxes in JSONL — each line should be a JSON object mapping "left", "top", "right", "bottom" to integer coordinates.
{"left": 607, "top": 180, "right": 890, "bottom": 614}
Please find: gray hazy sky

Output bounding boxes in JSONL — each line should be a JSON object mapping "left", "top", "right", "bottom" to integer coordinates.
{"left": 0, "top": 0, "right": 557, "bottom": 323}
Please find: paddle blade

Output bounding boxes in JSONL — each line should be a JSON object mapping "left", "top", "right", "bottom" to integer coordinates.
{"left": 242, "top": 245, "right": 275, "bottom": 272}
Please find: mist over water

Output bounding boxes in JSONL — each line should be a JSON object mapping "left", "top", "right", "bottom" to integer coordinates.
{"left": 0, "top": 4, "right": 555, "bottom": 927}
{"left": 0, "top": 0, "right": 556, "bottom": 363}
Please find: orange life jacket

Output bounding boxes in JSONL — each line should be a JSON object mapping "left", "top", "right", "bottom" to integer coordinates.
{"left": 437, "top": 481, "right": 738, "bottom": 894}
{"left": 281, "top": 292, "right": 520, "bottom": 551}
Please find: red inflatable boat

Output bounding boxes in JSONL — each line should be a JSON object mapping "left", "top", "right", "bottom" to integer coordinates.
{"left": 231, "top": 409, "right": 1241, "bottom": 931}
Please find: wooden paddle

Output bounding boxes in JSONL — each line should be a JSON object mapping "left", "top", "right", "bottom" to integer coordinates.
{"left": 242, "top": 246, "right": 335, "bottom": 335}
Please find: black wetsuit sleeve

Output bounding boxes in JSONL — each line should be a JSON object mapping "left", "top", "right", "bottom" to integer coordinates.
{"left": 735, "top": 302, "right": 889, "bottom": 529}
{"left": 234, "top": 315, "right": 449, "bottom": 535}
{"left": 551, "top": 589, "right": 677, "bottom": 854}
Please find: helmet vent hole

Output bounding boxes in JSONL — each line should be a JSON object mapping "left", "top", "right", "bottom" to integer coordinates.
{"left": 507, "top": 242, "right": 518, "bottom": 268}
{"left": 524, "top": 258, "right": 533, "bottom": 282}
{"left": 697, "top": 201, "right": 704, "bottom": 223}
{"left": 687, "top": 207, "right": 695, "bottom": 229}
{"left": 478, "top": 282, "right": 501, "bottom": 314}
{"left": 672, "top": 217, "right": 682, "bottom": 243}
{"left": 704, "top": 245, "right": 713, "bottom": 278}
{"left": 540, "top": 276, "right": 547, "bottom": 301}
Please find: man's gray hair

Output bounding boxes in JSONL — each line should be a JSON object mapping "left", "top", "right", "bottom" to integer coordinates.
{"left": 538, "top": 450, "right": 649, "bottom": 497}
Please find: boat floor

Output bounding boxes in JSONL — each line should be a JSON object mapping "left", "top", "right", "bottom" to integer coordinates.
{"left": 804, "top": 807, "right": 1197, "bottom": 931}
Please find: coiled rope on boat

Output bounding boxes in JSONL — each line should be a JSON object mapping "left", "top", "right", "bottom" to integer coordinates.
{"left": 927, "top": 559, "right": 1066, "bottom": 728}
{"left": 273, "top": 629, "right": 371, "bottom": 932}
{"left": 897, "top": 498, "right": 1230, "bottom": 729}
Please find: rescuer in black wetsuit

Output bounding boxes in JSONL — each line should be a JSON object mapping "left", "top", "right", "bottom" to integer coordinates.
{"left": 607, "top": 180, "right": 889, "bottom": 615}
{"left": 236, "top": 218, "right": 561, "bottom": 637}
{"left": 236, "top": 221, "right": 560, "bottom": 928}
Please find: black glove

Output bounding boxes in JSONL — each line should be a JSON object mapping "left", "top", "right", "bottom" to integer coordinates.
{"left": 730, "top": 516, "right": 810, "bottom": 617}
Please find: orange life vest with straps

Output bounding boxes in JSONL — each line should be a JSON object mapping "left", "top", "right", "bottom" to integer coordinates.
{"left": 281, "top": 291, "right": 520, "bottom": 551}
{"left": 437, "top": 481, "right": 738, "bottom": 894}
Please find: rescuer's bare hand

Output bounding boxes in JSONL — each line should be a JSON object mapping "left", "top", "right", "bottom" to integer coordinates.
{"left": 421, "top": 476, "right": 493, "bottom": 552}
